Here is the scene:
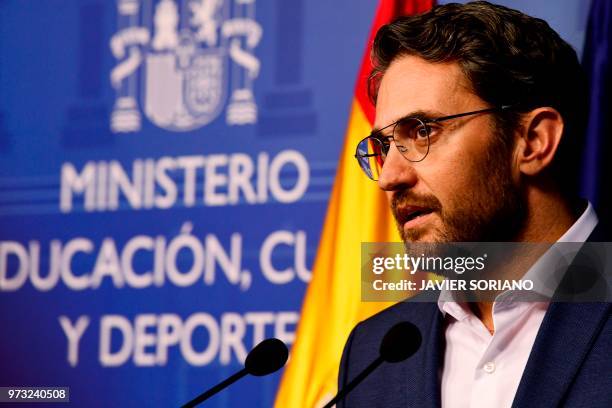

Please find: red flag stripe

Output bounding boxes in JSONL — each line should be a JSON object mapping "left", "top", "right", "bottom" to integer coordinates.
{"left": 355, "top": 0, "right": 436, "bottom": 125}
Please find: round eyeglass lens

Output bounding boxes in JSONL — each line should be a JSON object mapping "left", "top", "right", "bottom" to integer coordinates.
{"left": 392, "top": 118, "right": 430, "bottom": 162}
{"left": 356, "top": 137, "right": 386, "bottom": 180}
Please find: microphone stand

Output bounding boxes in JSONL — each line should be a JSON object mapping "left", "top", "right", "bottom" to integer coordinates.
{"left": 181, "top": 368, "right": 248, "bottom": 408}
{"left": 321, "top": 356, "right": 384, "bottom": 408}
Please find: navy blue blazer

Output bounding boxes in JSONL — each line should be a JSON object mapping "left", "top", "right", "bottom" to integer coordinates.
{"left": 338, "top": 224, "right": 612, "bottom": 407}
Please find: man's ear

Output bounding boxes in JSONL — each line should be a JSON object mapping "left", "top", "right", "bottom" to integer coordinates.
{"left": 515, "top": 107, "right": 564, "bottom": 176}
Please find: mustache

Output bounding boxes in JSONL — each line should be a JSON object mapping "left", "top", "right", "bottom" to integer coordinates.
{"left": 390, "top": 190, "right": 442, "bottom": 219}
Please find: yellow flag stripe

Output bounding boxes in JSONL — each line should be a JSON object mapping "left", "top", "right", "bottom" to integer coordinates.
{"left": 274, "top": 99, "right": 399, "bottom": 408}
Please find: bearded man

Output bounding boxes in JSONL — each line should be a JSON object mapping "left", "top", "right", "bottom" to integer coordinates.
{"left": 338, "top": 2, "right": 611, "bottom": 407}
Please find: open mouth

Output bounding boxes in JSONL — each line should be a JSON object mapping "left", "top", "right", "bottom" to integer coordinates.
{"left": 399, "top": 206, "right": 435, "bottom": 227}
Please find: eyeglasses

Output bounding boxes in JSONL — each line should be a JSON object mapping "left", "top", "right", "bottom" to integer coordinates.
{"left": 355, "top": 105, "right": 513, "bottom": 181}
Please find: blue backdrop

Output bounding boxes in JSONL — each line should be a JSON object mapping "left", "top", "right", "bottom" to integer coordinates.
{"left": 0, "top": 1, "right": 594, "bottom": 407}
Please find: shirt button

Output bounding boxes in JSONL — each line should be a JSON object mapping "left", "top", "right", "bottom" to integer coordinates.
{"left": 483, "top": 361, "right": 496, "bottom": 373}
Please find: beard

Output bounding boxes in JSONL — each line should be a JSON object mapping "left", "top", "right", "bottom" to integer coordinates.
{"left": 391, "top": 134, "right": 526, "bottom": 244}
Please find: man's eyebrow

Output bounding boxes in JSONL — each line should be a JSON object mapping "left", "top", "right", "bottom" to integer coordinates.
{"left": 371, "top": 109, "right": 447, "bottom": 134}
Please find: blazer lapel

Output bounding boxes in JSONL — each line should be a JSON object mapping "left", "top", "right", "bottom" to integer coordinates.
{"left": 397, "top": 298, "right": 444, "bottom": 408}
{"left": 417, "top": 302, "right": 444, "bottom": 408}
{"left": 511, "top": 302, "right": 610, "bottom": 407}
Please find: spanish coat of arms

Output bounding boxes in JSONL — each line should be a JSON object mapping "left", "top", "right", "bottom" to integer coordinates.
{"left": 110, "top": 0, "right": 262, "bottom": 132}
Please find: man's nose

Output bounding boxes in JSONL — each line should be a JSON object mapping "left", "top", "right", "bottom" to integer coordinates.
{"left": 377, "top": 143, "right": 418, "bottom": 191}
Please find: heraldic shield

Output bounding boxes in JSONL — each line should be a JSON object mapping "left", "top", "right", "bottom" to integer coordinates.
{"left": 143, "top": 1, "right": 228, "bottom": 131}
{"left": 144, "top": 45, "right": 227, "bottom": 131}
{"left": 110, "top": 0, "right": 262, "bottom": 133}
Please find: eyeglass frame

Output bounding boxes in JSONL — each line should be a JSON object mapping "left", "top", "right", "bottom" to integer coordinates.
{"left": 354, "top": 105, "right": 514, "bottom": 179}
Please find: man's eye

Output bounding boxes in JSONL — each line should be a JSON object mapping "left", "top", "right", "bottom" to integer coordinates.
{"left": 416, "top": 126, "right": 429, "bottom": 139}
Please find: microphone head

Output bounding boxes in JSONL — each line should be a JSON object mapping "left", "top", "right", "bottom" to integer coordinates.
{"left": 379, "top": 321, "right": 422, "bottom": 363}
{"left": 244, "top": 338, "right": 289, "bottom": 376}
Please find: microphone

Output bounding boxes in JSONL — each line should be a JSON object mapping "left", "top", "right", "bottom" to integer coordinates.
{"left": 181, "top": 338, "right": 289, "bottom": 408}
{"left": 322, "top": 321, "right": 422, "bottom": 408}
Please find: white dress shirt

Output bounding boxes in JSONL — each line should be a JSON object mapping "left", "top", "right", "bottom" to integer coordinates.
{"left": 438, "top": 202, "right": 598, "bottom": 408}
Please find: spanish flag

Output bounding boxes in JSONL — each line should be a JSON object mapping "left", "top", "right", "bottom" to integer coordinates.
{"left": 274, "top": 1, "right": 435, "bottom": 407}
